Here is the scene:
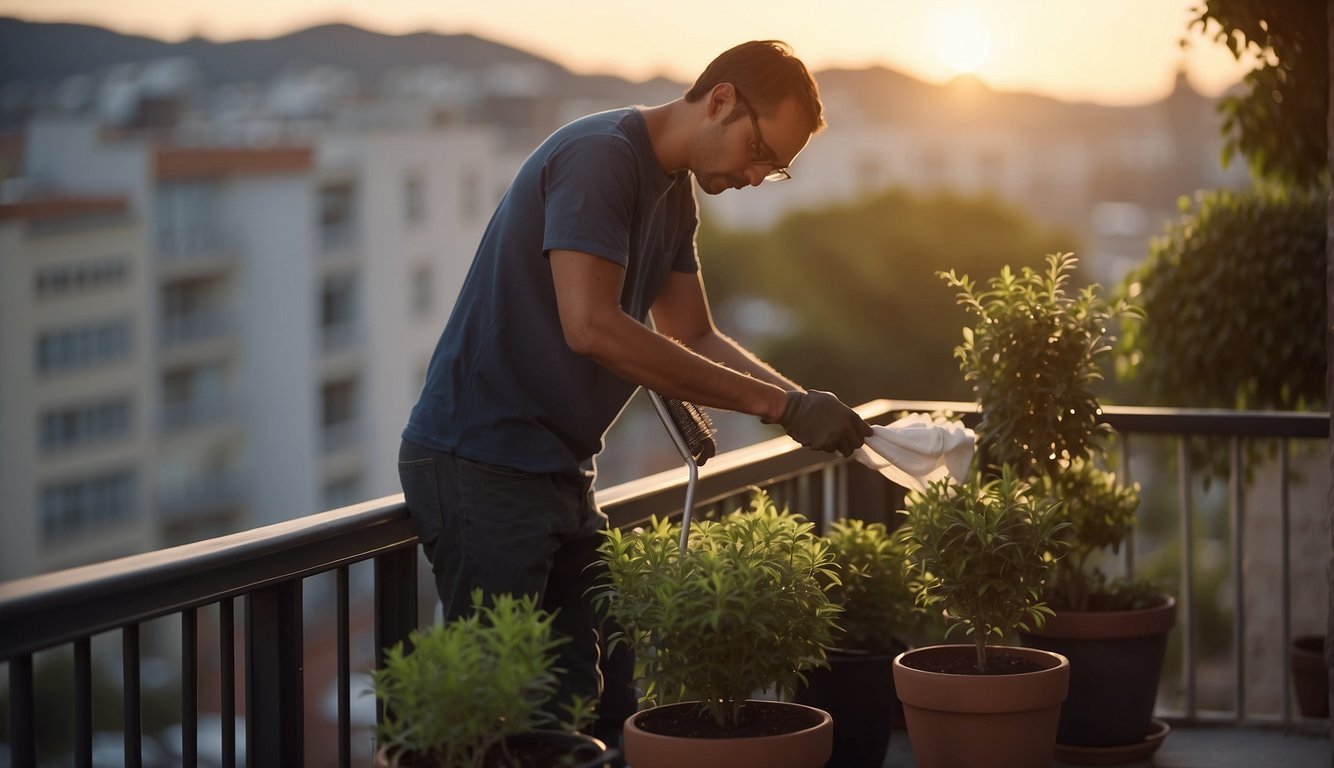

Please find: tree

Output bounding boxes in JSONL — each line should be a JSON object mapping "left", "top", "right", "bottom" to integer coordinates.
{"left": 1189, "top": 0, "right": 1329, "bottom": 190}
{"left": 1182, "top": 0, "right": 1332, "bottom": 725}
{"left": 700, "top": 189, "right": 1074, "bottom": 406}
{"left": 1120, "top": 1, "right": 1329, "bottom": 412}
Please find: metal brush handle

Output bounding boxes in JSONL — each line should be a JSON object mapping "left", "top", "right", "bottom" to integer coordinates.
{"left": 648, "top": 390, "right": 698, "bottom": 556}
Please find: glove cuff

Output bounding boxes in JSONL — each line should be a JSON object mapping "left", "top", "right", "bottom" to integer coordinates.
{"left": 761, "top": 389, "right": 804, "bottom": 425}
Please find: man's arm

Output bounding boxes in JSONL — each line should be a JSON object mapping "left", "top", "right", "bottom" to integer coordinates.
{"left": 649, "top": 269, "right": 798, "bottom": 390}
{"left": 549, "top": 249, "right": 789, "bottom": 421}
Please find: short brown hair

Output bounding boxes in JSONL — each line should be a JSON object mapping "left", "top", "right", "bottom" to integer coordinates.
{"left": 685, "top": 40, "right": 825, "bottom": 133}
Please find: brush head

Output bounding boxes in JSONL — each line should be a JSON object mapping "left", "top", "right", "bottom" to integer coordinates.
{"left": 661, "top": 396, "right": 717, "bottom": 466}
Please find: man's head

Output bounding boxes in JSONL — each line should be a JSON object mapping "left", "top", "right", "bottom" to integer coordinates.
{"left": 684, "top": 41, "right": 825, "bottom": 195}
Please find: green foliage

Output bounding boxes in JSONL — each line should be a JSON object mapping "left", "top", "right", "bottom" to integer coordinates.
{"left": 941, "top": 254, "right": 1150, "bottom": 615}
{"left": 698, "top": 189, "right": 1071, "bottom": 405}
{"left": 900, "top": 468, "right": 1066, "bottom": 672}
{"left": 820, "top": 519, "right": 920, "bottom": 654}
{"left": 1117, "top": 186, "right": 1326, "bottom": 411}
{"left": 1188, "top": 0, "right": 1329, "bottom": 190}
{"left": 594, "top": 491, "right": 840, "bottom": 729}
{"left": 940, "top": 253, "right": 1138, "bottom": 477}
{"left": 372, "top": 591, "right": 578, "bottom": 768}
{"left": 1037, "top": 459, "right": 1142, "bottom": 611}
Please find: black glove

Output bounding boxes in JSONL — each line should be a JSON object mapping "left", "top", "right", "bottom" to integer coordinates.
{"left": 768, "top": 390, "right": 873, "bottom": 457}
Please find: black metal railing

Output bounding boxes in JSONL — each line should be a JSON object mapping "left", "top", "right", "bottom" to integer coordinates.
{"left": 1, "top": 400, "right": 1327, "bottom": 766}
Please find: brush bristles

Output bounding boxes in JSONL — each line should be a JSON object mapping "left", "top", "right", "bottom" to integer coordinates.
{"left": 662, "top": 397, "right": 717, "bottom": 465}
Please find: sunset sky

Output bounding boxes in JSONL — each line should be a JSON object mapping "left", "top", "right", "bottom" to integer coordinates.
{"left": 2, "top": 0, "right": 1254, "bottom": 105}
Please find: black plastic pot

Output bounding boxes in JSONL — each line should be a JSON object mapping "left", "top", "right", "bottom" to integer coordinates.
{"left": 1291, "top": 635, "right": 1329, "bottom": 718}
{"left": 793, "top": 644, "right": 903, "bottom": 768}
{"left": 1019, "top": 596, "right": 1175, "bottom": 749}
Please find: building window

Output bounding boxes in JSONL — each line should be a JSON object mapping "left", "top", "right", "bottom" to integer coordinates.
{"left": 404, "top": 172, "right": 427, "bottom": 227}
{"left": 321, "top": 273, "right": 358, "bottom": 352}
{"left": 35, "top": 256, "right": 130, "bottom": 299}
{"left": 319, "top": 182, "right": 356, "bottom": 250}
{"left": 321, "top": 378, "right": 359, "bottom": 454}
{"left": 156, "top": 182, "right": 221, "bottom": 253}
{"left": 322, "top": 378, "right": 357, "bottom": 427}
{"left": 39, "top": 398, "right": 133, "bottom": 453}
{"left": 36, "top": 319, "right": 132, "bottom": 376}
{"left": 39, "top": 469, "right": 137, "bottom": 544}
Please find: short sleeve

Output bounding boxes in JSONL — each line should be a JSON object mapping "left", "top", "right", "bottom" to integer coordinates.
{"left": 541, "top": 135, "right": 639, "bottom": 267}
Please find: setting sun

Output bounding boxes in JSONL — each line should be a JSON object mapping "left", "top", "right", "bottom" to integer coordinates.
{"left": 930, "top": 5, "right": 993, "bottom": 76}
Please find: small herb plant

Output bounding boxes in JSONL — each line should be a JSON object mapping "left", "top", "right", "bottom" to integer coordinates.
{"left": 1037, "top": 458, "right": 1142, "bottom": 611}
{"left": 372, "top": 590, "right": 592, "bottom": 768}
{"left": 594, "top": 490, "right": 840, "bottom": 730}
{"left": 939, "top": 252, "right": 1150, "bottom": 614}
{"left": 939, "top": 252, "right": 1134, "bottom": 476}
{"left": 900, "top": 468, "right": 1066, "bottom": 672}
{"left": 821, "top": 518, "right": 919, "bottom": 655}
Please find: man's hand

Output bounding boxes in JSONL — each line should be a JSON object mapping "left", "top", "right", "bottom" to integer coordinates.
{"left": 771, "top": 390, "right": 873, "bottom": 457}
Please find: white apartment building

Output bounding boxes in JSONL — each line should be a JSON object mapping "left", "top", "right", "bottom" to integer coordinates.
{"left": 1, "top": 117, "right": 508, "bottom": 579}
{"left": 312, "top": 126, "right": 509, "bottom": 511}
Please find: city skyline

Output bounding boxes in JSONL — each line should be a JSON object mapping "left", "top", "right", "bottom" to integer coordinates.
{"left": 3, "top": 0, "right": 1253, "bottom": 106}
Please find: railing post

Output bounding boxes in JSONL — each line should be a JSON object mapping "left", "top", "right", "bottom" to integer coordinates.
{"left": 374, "top": 546, "right": 419, "bottom": 725}
{"left": 9, "top": 653, "right": 34, "bottom": 768}
{"left": 75, "top": 638, "right": 92, "bottom": 767}
{"left": 245, "top": 579, "right": 303, "bottom": 768}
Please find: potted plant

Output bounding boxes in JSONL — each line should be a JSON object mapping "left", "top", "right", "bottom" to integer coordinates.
{"left": 942, "top": 253, "right": 1176, "bottom": 759}
{"left": 792, "top": 518, "right": 918, "bottom": 768}
{"left": 894, "top": 466, "right": 1071, "bottom": 768}
{"left": 593, "top": 490, "right": 839, "bottom": 768}
{"left": 371, "top": 590, "right": 615, "bottom": 768}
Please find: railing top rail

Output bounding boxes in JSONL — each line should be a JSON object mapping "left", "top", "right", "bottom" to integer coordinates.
{"left": 0, "top": 496, "right": 417, "bottom": 659}
{"left": 0, "top": 400, "right": 1325, "bottom": 659}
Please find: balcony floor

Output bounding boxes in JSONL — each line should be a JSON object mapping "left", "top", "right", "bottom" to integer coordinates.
{"left": 882, "top": 723, "right": 1329, "bottom": 767}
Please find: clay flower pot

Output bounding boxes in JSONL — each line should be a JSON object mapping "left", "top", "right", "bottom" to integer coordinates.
{"left": 622, "top": 699, "right": 832, "bottom": 768}
{"left": 893, "top": 644, "right": 1069, "bottom": 768}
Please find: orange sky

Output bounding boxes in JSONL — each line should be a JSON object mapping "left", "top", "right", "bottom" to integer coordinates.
{"left": 1, "top": 0, "right": 1254, "bottom": 105}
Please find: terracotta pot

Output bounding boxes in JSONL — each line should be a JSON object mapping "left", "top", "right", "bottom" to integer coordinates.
{"left": 622, "top": 700, "right": 832, "bottom": 768}
{"left": 893, "top": 644, "right": 1069, "bottom": 768}
{"left": 1020, "top": 595, "right": 1176, "bottom": 748}
{"left": 1292, "top": 635, "right": 1329, "bottom": 718}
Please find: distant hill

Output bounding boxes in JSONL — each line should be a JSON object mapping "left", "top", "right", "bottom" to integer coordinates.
{"left": 0, "top": 18, "right": 684, "bottom": 105}
{"left": 0, "top": 17, "right": 1213, "bottom": 131}
{"left": 0, "top": 19, "right": 555, "bottom": 83}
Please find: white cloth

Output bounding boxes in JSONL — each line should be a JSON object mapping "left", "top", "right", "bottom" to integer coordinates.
{"left": 853, "top": 413, "right": 976, "bottom": 492}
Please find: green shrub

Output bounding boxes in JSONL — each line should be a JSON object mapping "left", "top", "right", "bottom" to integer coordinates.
{"left": 1118, "top": 186, "right": 1325, "bottom": 411}
{"left": 372, "top": 591, "right": 582, "bottom": 768}
{"left": 595, "top": 491, "right": 840, "bottom": 729}
{"left": 939, "top": 252, "right": 1136, "bottom": 477}
{"left": 900, "top": 468, "right": 1066, "bottom": 672}
{"left": 821, "top": 519, "right": 919, "bottom": 654}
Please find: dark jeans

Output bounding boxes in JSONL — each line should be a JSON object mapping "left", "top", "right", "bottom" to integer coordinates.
{"left": 397, "top": 439, "right": 636, "bottom": 747}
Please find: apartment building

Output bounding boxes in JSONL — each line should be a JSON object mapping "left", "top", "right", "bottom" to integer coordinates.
{"left": 0, "top": 194, "right": 155, "bottom": 579}
{"left": 1, "top": 117, "right": 506, "bottom": 579}
{"left": 311, "top": 125, "right": 507, "bottom": 513}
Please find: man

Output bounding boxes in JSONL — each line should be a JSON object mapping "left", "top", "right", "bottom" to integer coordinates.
{"left": 398, "top": 40, "right": 871, "bottom": 746}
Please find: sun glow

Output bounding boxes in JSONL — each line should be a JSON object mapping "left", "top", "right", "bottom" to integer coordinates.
{"left": 930, "top": 5, "right": 993, "bottom": 76}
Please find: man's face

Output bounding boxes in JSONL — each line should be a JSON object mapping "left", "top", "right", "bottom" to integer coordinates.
{"left": 692, "top": 90, "right": 811, "bottom": 196}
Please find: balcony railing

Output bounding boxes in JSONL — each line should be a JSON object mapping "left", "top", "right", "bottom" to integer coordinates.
{"left": 161, "top": 310, "right": 234, "bottom": 350}
{"left": 1, "top": 400, "right": 1328, "bottom": 767}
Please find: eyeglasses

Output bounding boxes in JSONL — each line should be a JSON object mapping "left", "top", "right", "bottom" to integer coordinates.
{"left": 735, "top": 91, "right": 792, "bottom": 182}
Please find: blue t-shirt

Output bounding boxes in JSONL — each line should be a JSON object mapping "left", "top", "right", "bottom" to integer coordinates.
{"left": 403, "top": 108, "right": 700, "bottom": 474}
